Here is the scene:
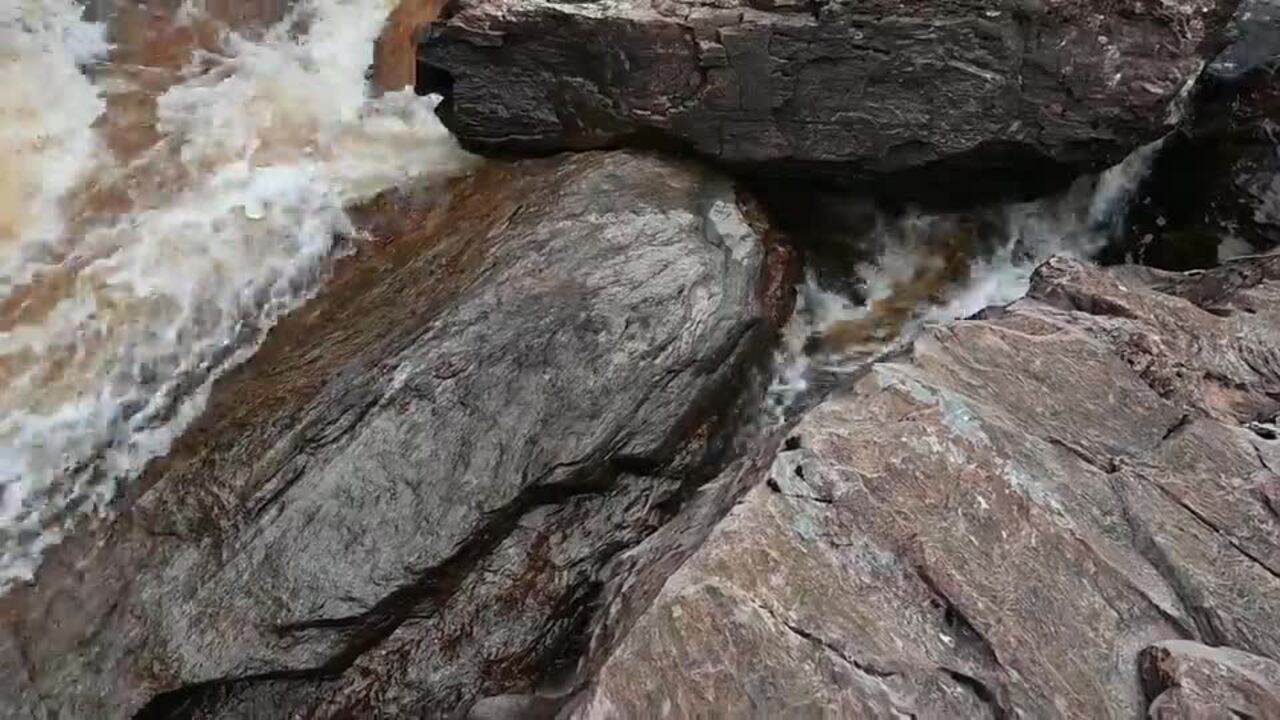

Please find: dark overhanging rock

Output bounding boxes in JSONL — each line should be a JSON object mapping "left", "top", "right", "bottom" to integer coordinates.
{"left": 417, "top": 0, "right": 1239, "bottom": 207}
{"left": 12, "top": 4, "right": 1277, "bottom": 719}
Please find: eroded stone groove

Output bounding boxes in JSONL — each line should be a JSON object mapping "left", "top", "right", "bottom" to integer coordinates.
{"left": 6, "top": 0, "right": 1279, "bottom": 714}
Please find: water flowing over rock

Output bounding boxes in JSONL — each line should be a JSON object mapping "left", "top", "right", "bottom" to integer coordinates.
{"left": 1126, "top": 0, "right": 1280, "bottom": 267}
{"left": 566, "top": 255, "right": 1280, "bottom": 718}
{"left": 8, "top": 2, "right": 1280, "bottom": 717}
{"left": 0, "top": 0, "right": 474, "bottom": 585}
{"left": 419, "top": 0, "right": 1237, "bottom": 203}
{"left": 0, "top": 151, "right": 796, "bottom": 718}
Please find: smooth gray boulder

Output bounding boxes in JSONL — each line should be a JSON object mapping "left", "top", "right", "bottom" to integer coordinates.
{"left": 420, "top": 0, "right": 1236, "bottom": 202}
{"left": 0, "top": 151, "right": 796, "bottom": 718}
{"left": 567, "top": 254, "right": 1280, "bottom": 718}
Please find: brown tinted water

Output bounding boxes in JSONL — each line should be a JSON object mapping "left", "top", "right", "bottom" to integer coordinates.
{"left": 0, "top": 0, "right": 471, "bottom": 584}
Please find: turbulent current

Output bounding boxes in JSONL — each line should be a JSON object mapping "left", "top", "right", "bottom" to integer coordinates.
{"left": 0, "top": 0, "right": 1193, "bottom": 590}
{"left": 0, "top": 0, "right": 472, "bottom": 586}
{"left": 767, "top": 143, "right": 1166, "bottom": 417}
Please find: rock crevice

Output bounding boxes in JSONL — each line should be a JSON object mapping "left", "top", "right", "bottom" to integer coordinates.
{"left": 569, "top": 256, "right": 1280, "bottom": 718}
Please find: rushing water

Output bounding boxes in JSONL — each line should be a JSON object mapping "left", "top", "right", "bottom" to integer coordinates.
{"left": 767, "top": 142, "right": 1164, "bottom": 417}
{"left": 0, "top": 0, "right": 472, "bottom": 586}
{"left": 0, "top": 0, "right": 1191, "bottom": 589}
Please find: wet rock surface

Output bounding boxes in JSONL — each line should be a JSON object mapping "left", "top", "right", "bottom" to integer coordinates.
{"left": 0, "top": 151, "right": 795, "bottom": 718}
{"left": 420, "top": 0, "right": 1236, "bottom": 203}
{"left": 7, "top": 2, "right": 1278, "bottom": 710}
{"left": 567, "top": 255, "right": 1280, "bottom": 718}
{"left": 1125, "top": 0, "right": 1280, "bottom": 268}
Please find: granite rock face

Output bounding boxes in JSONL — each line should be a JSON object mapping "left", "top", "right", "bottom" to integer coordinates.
{"left": 420, "top": 0, "right": 1236, "bottom": 202}
{"left": 568, "top": 255, "right": 1280, "bottom": 718}
{"left": 0, "top": 151, "right": 796, "bottom": 718}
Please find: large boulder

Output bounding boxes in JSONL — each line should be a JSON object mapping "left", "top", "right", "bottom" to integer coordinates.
{"left": 566, "top": 255, "right": 1280, "bottom": 718}
{"left": 0, "top": 151, "right": 797, "bottom": 718}
{"left": 420, "top": 0, "right": 1236, "bottom": 203}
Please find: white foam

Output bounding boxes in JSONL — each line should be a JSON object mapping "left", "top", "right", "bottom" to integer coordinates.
{"left": 0, "top": 0, "right": 475, "bottom": 586}
{"left": 0, "top": 0, "right": 109, "bottom": 288}
{"left": 767, "top": 145, "right": 1160, "bottom": 415}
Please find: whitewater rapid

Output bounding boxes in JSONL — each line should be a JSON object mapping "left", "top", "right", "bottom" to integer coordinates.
{"left": 767, "top": 142, "right": 1164, "bottom": 415}
{"left": 0, "top": 0, "right": 473, "bottom": 586}
{"left": 0, "top": 0, "right": 1182, "bottom": 589}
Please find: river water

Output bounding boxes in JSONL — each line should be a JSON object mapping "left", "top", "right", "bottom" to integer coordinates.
{"left": 767, "top": 143, "right": 1163, "bottom": 418}
{"left": 0, "top": 0, "right": 1171, "bottom": 589}
{"left": 0, "top": 0, "right": 472, "bottom": 586}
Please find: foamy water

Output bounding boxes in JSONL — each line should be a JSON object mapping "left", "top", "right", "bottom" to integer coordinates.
{"left": 0, "top": 0, "right": 473, "bottom": 586}
{"left": 768, "top": 142, "right": 1163, "bottom": 414}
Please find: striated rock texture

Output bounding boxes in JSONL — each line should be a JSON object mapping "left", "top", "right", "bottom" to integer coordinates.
{"left": 420, "top": 0, "right": 1237, "bottom": 202}
{"left": 1141, "top": 640, "right": 1280, "bottom": 718}
{"left": 0, "top": 151, "right": 797, "bottom": 718}
{"left": 568, "top": 255, "right": 1280, "bottom": 718}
